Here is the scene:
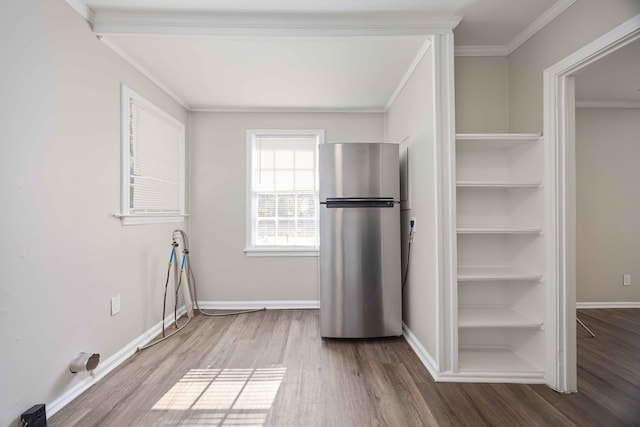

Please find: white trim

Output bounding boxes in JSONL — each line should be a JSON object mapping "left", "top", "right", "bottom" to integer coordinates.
{"left": 244, "top": 248, "right": 318, "bottom": 257}
{"left": 575, "top": 101, "right": 640, "bottom": 109}
{"left": 101, "top": 38, "right": 190, "bottom": 110}
{"left": 245, "top": 129, "right": 324, "bottom": 252}
{"left": 197, "top": 300, "right": 320, "bottom": 310}
{"left": 47, "top": 307, "right": 186, "bottom": 418}
{"left": 191, "top": 107, "right": 386, "bottom": 114}
{"left": 505, "top": 0, "right": 576, "bottom": 55}
{"left": 454, "top": 46, "right": 509, "bottom": 57}
{"left": 543, "top": 13, "right": 640, "bottom": 393}
{"left": 455, "top": 0, "right": 576, "bottom": 57}
{"left": 432, "top": 33, "right": 458, "bottom": 375}
{"left": 120, "top": 85, "right": 186, "bottom": 225}
{"left": 402, "top": 323, "right": 440, "bottom": 380}
{"left": 92, "top": 10, "right": 461, "bottom": 37}
{"left": 438, "top": 371, "right": 546, "bottom": 384}
{"left": 577, "top": 302, "right": 640, "bottom": 309}
{"left": 384, "top": 38, "right": 432, "bottom": 112}
{"left": 116, "top": 214, "right": 188, "bottom": 225}
{"left": 64, "top": 0, "right": 94, "bottom": 23}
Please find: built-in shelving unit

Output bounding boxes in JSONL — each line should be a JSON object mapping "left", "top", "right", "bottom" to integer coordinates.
{"left": 453, "top": 133, "right": 545, "bottom": 382}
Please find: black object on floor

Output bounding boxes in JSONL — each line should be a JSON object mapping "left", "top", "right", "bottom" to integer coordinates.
{"left": 21, "top": 404, "right": 47, "bottom": 427}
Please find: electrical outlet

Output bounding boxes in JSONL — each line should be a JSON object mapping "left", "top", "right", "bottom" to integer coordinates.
{"left": 111, "top": 295, "right": 121, "bottom": 316}
{"left": 623, "top": 275, "right": 631, "bottom": 286}
{"left": 410, "top": 217, "right": 417, "bottom": 232}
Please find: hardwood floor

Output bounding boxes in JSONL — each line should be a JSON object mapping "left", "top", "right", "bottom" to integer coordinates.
{"left": 50, "top": 309, "right": 640, "bottom": 426}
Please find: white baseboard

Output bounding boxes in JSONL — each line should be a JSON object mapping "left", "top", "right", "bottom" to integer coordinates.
{"left": 197, "top": 300, "right": 320, "bottom": 310}
{"left": 402, "top": 322, "right": 440, "bottom": 381}
{"left": 47, "top": 306, "right": 186, "bottom": 418}
{"left": 577, "top": 302, "right": 640, "bottom": 309}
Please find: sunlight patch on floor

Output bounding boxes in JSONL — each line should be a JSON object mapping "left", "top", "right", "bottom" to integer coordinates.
{"left": 152, "top": 367, "right": 286, "bottom": 426}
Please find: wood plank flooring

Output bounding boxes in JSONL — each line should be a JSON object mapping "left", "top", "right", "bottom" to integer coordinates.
{"left": 50, "top": 309, "right": 640, "bottom": 426}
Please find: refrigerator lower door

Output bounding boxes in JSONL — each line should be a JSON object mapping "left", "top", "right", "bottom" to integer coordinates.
{"left": 320, "top": 204, "right": 401, "bottom": 338}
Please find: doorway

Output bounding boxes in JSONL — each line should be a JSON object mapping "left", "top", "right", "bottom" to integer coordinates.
{"left": 543, "top": 14, "right": 640, "bottom": 392}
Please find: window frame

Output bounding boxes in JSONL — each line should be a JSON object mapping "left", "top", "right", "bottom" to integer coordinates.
{"left": 119, "top": 85, "right": 186, "bottom": 226}
{"left": 245, "top": 129, "right": 324, "bottom": 257}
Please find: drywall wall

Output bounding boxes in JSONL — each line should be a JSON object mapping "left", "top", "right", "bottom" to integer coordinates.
{"left": 455, "top": 56, "right": 509, "bottom": 133}
{"left": 0, "top": 1, "right": 189, "bottom": 425}
{"left": 508, "top": 0, "right": 640, "bottom": 132}
{"left": 189, "top": 112, "right": 383, "bottom": 302}
{"left": 576, "top": 108, "right": 640, "bottom": 303}
{"left": 384, "top": 47, "right": 438, "bottom": 359}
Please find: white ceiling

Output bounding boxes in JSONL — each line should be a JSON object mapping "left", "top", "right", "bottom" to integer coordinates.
{"left": 73, "top": 0, "right": 573, "bottom": 110}
{"left": 575, "top": 39, "right": 640, "bottom": 106}
{"left": 107, "top": 35, "right": 428, "bottom": 111}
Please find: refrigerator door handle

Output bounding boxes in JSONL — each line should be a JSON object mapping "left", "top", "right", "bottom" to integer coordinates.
{"left": 322, "top": 197, "right": 395, "bottom": 208}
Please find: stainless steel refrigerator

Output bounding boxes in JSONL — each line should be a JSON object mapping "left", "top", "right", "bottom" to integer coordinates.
{"left": 319, "top": 143, "right": 402, "bottom": 338}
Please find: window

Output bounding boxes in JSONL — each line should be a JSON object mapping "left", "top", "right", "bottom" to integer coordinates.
{"left": 246, "top": 130, "right": 323, "bottom": 256}
{"left": 119, "top": 86, "right": 186, "bottom": 225}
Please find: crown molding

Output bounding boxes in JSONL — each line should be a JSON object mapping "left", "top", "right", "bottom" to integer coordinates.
{"left": 190, "top": 106, "right": 386, "bottom": 114}
{"left": 455, "top": 0, "right": 576, "bottom": 56}
{"left": 92, "top": 10, "right": 461, "bottom": 37}
{"left": 454, "top": 45, "right": 509, "bottom": 56}
{"left": 385, "top": 38, "right": 432, "bottom": 111}
{"left": 64, "top": 0, "right": 94, "bottom": 22}
{"left": 575, "top": 100, "right": 640, "bottom": 109}
{"left": 505, "top": 0, "right": 576, "bottom": 55}
{"left": 100, "top": 37, "right": 191, "bottom": 110}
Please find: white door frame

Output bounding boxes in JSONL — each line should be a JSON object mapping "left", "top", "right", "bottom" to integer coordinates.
{"left": 543, "top": 13, "right": 640, "bottom": 393}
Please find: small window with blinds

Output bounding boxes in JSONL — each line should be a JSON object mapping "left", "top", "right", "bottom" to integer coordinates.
{"left": 120, "top": 86, "right": 185, "bottom": 225}
{"left": 246, "top": 130, "right": 323, "bottom": 255}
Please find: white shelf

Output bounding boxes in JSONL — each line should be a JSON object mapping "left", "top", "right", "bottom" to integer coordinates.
{"left": 458, "top": 307, "right": 542, "bottom": 329}
{"left": 458, "top": 266, "right": 542, "bottom": 282}
{"left": 458, "top": 348, "right": 542, "bottom": 374}
{"left": 457, "top": 226, "right": 542, "bottom": 234}
{"left": 456, "top": 133, "right": 541, "bottom": 150}
{"left": 457, "top": 181, "right": 542, "bottom": 189}
{"left": 456, "top": 133, "right": 541, "bottom": 140}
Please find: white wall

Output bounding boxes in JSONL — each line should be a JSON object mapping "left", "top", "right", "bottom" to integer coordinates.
{"left": 384, "top": 48, "right": 438, "bottom": 358}
{"left": 455, "top": 56, "right": 509, "bottom": 133}
{"left": 0, "top": 1, "right": 189, "bottom": 425}
{"left": 576, "top": 108, "right": 640, "bottom": 303}
{"left": 189, "top": 112, "right": 383, "bottom": 302}
{"left": 508, "top": 0, "right": 640, "bottom": 132}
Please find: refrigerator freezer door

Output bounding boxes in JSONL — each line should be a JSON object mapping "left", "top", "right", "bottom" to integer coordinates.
{"left": 320, "top": 204, "right": 402, "bottom": 338}
{"left": 319, "top": 143, "right": 400, "bottom": 201}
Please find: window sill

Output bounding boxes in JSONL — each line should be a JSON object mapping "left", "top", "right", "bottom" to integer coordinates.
{"left": 244, "top": 247, "right": 319, "bottom": 257}
{"left": 114, "top": 213, "right": 189, "bottom": 226}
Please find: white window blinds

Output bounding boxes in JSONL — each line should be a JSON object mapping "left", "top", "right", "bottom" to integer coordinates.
{"left": 123, "top": 87, "right": 185, "bottom": 219}
{"left": 248, "top": 132, "right": 321, "bottom": 248}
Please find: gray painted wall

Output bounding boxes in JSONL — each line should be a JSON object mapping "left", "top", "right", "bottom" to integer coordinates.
{"left": 455, "top": 56, "right": 509, "bottom": 133}
{"left": 0, "top": 1, "right": 189, "bottom": 425}
{"left": 508, "top": 0, "right": 640, "bottom": 132}
{"left": 384, "top": 48, "right": 438, "bottom": 359}
{"left": 576, "top": 108, "right": 640, "bottom": 303}
{"left": 189, "top": 112, "right": 383, "bottom": 302}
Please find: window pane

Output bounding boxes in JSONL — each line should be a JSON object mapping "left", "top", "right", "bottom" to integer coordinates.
{"left": 259, "top": 148, "right": 274, "bottom": 169}
{"left": 277, "top": 220, "right": 295, "bottom": 244}
{"left": 297, "top": 194, "right": 316, "bottom": 218}
{"left": 275, "top": 150, "right": 294, "bottom": 169}
{"left": 295, "top": 170, "right": 314, "bottom": 191}
{"left": 297, "top": 220, "right": 316, "bottom": 246}
{"left": 277, "top": 194, "right": 295, "bottom": 217}
{"left": 255, "top": 170, "right": 274, "bottom": 191}
{"left": 257, "top": 194, "right": 275, "bottom": 217}
{"left": 295, "top": 150, "right": 314, "bottom": 169}
{"left": 257, "top": 220, "right": 276, "bottom": 245}
{"left": 275, "top": 170, "right": 294, "bottom": 190}
{"left": 249, "top": 131, "right": 320, "bottom": 248}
